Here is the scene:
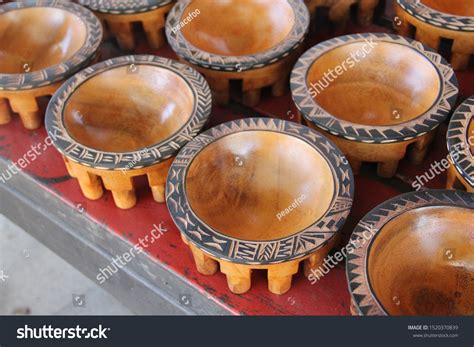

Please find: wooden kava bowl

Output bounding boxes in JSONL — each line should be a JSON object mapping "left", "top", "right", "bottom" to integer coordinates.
{"left": 166, "top": 118, "right": 354, "bottom": 294}
{"left": 291, "top": 33, "right": 458, "bottom": 178}
{"left": 79, "top": 0, "right": 174, "bottom": 51}
{"left": 45, "top": 55, "right": 211, "bottom": 209}
{"left": 395, "top": 0, "right": 474, "bottom": 70}
{"left": 347, "top": 190, "right": 474, "bottom": 316}
{"left": 166, "top": 0, "right": 309, "bottom": 107}
{"left": 0, "top": 0, "right": 102, "bottom": 129}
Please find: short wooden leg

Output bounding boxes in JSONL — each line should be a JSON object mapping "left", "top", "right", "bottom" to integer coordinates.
{"left": 304, "top": 237, "right": 338, "bottom": 278}
{"left": 143, "top": 22, "right": 166, "bottom": 49}
{"left": 220, "top": 262, "right": 252, "bottom": 294}
{"left": 102, "top": 175, "right": 137, "bottom": 209}
{"left": 188, "top": 243, "right": 218, "bottom": 275}
{"left": 358, "top": 0, "right": 378, "bottom": 26}
{"left": 242, "top": 88, "right": 261, "bottom": 107}
{"left": 377, "top": 160, "right": 399, "bottom": 178}
{"left": 268, "top": 261, "right": 299, "bottom": 295}
{"left": 150, "top": 185, "right": 165, "bottom": 203}
{"left": 9, "top": 97, "right": 42, "bottom": 130}
{"left": 107, "top": 21, "right": 135, "bottom": 51}
{"left": 271, "top": 76, "right": 288, "bottom": 97}
{"left": 147, "top": 160, "right": 172, "bottom": 203}
{"left": 409, "top": 132, "right": 435, "bottom": 164}
{"left": 415, "top": 30, "right": 440, "bottom": 51}
{"left": 0, "top": 98, "right": 12, "bottom": 125}
{"left": 347, "top": 157, "right": 362, "bottom": 175}
{"left": 396, "top": 16, "right": 411, "bottom": 36}
{"left": 451, "top": 52, "right": 471, "bottom": 71}
{"left": 207, "top": 78, "right": 230, "bottom": 106}
{"left": 111, "top": 190, "right": 137, "bottom": 209}
{"left": 75, "top": 170, "right": 104, "bottom": 200}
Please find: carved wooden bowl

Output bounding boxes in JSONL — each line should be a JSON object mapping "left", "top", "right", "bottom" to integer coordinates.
{"left": 166, "top": 0, "right": 309, "bottom": 107}
{"left": 0, "top": 0, "right": 102, "bottom": 130}
{"left": 291, "top": 33, "right": 459, "bottom": 178}
{"left": 347, "top": 190, "right": 474, "bottom": 316}
{"left": 447, "top": 96, "right": 474, "bottom": 193}
{"left": 305, "top": 0, "right": 380, "bottom": 26}
{"left": 395, "top": 0, "right": 474, "bottom": 70}
{"left": 79, "top": 0, "right": 174, "bottom": 51}
{"left": 45, "top": 55, "right": 211, "bottom": 209}
{"left": 166, "top": 118, "right": 354, "bottom": 294}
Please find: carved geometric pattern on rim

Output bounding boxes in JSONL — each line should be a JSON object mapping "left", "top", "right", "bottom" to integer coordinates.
{"left": 346, "top": 189, "right": 474, "bottom": 316}
{"left": 45, "top": 55, "right": 212, "bottom": 171}
{"left": 291, "top": 33, "right": 459, "bottom": 144}
{"left": 165, "top": 0, "right": 310, "bottom": 72}
{"left": 79, "top": 0, "right": 173, "bottom": 14}
{"left": 166, "top": 118, "right": 355, "bottom": 265}
{"left": 0, "top": 0, "right": 103, "bottom": 91}
{"left": 397, "top": 0, "right": 474, "bottom": 32}
{"left": 447, "top": 96, "right": 474, "bottom": 187}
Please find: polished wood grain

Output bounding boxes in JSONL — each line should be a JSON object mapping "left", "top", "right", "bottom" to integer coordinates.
{"left": 181, "top": 0, "right": 294, "bottom": 56}
{"left": 368, "top": 206, "right": 474, "bottom": 315}
{"left": 420, "top": 0, "right": 474, "bottom": 16}
{"left": 307, "top": 41, "right": 440, "bottom": 126}
{"left": 64, "top": 65, "right": 194, "bottom": 152}
{"left": 186, "top": 131, "right": 334, "bottom": 241}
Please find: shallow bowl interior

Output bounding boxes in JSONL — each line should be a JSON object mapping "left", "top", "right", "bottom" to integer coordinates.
{"left": 185, "top": 131, "right": 335, "bottom": 241}
{"left": 64, "top": 65, "right": 194, "bottom": 153}
{"left": 469, "top": 120, "right": 474, "bottom": 154}
{"left": 420, "top": 0, "right": 474, "bottom": 16}
{"left": 307, "top": 41, "right": 441, "bottom": 126}
{"left": 0, "top": 7, "right": 87, "bottom": 74}
{"left": 180, "top": 0, "right": 295, "bottom": 56}
{"left": 368, "top": 206, "right": 474, "bottom": 315}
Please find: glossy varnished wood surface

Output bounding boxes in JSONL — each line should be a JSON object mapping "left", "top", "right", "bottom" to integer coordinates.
{"left": 64, "top": 65, "right": 194, "bottom": 152}
{"left": 185, "top": 131, "right": 335, "bottom": 241}
{"left": 307, "top": 41, "right": 441, "bottom": 126}
{"left": 180, "top": 0, "right": 295, "bottom": 56}
{"left": 0, "top": 7, "right": 87, "bottom": 73}
{"left": 420, "top": 0, "right": 474, "bottom": 16}
{"left": 368, "top": 206, "right": 474, "bottom": 315}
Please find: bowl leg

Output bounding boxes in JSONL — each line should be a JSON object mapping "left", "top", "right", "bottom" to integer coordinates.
{"left": 408, "top": 131, "right": 436, "bottom": 164}
{"left": 220, "top": 261, "right": 252, "bottom": 294}
{"left": 446, "top": 163, "right": 459, "bottom": 190}
{"left": 8, "top": 96, "right": 42, "bottom": 130}
{"left": 347, "top": 156, "right": 362, "bottom": 175}
{"left": 377, "top": 160, "right": 399, "bottom": 178}
{"left": 357, "top": 0, "right": 378, "bottom": 26}
{"left": 107, "top": 20, "right": 135, "bottom": 51}
{"left": 415, "top": 30, "right": 440, "bottom": 52}
{"left": 271, "top": 75, "right": 289, "bottom": 97}
{"left": 65, "top": 160, "right": 104, "bottom": 201}
{"left": 101, "top": 174, "right": 137, "bottom": 209}
{"left": 268, "top": 261, "right": 299, "bottom": 295}
{"left": 0, "top": 98, "right": 12, "bottom": 125}
{"left": 142, "top": 20, "right": 166, "bottom": 49}
{"left": 188, "top": 243, "right": 218, "bottom": 276}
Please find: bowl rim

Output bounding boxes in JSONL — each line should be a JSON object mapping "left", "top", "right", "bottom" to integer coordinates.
{"left": 291, "top": 33, "right": 459, "bottom": 144}
{"left": 165, "top": 0, "right": 310, "bottom": 72}
{"left": 45, "top": 55, "right": 212, "bottom": 170}
{"left": 447, "top": 96, "right": 474, "bottom": 187}
{"left": 0, "top": 0, "right": 103, "bottom": 91}
{"left": 346, "top": 189, "right": 474, "bottom": 316}
{"left": 166, "top": 117, "right": 354, "bottom": 265}
{"left": 397, "top": 0, "right": 474, "bottom": 32}
{"left": 78, "top": 0, "right": 173, "bottom": 14}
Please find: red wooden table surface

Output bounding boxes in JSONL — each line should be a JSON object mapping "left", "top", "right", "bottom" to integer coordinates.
{"left": 1, "top": 1, "right": 473, "bottom": 315}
